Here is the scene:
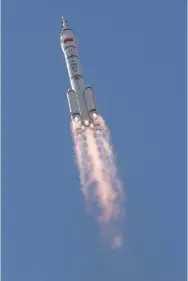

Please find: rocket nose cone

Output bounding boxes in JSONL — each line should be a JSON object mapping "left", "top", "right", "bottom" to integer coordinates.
{"left": 61, "top": 16, "right": 68, "bottom": 29}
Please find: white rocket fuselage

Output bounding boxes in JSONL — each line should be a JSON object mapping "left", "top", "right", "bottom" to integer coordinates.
{"left": 60, "top": 17, "right": 100, "bottom": 135}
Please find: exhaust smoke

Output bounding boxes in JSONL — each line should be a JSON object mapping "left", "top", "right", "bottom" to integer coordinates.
{"left": 72, "top": 116, "right": 124, "bottom": 249}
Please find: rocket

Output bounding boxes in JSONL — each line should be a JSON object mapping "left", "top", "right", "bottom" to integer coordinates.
{"left": 60, "top": 16, "right": 101, "bottom": 135}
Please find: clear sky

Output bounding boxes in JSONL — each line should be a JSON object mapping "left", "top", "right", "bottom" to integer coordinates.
{"left": 2, "top": 0, "right": 186, "bottom": 280}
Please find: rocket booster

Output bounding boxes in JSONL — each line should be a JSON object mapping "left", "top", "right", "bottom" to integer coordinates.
{"left": 60, "top": 17, "right": 100, "bottom": 135}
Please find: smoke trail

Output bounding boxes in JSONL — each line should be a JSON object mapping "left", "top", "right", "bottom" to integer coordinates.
{"left": 71, "top": 126, "right": 94, "bottom": 213}
{"left": 71, "top": 116, "right": 124, "bottom": 249}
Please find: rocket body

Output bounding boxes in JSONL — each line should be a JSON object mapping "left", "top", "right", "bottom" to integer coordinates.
{"left": 60, "top": 17, "right": 100, "bottom": 135}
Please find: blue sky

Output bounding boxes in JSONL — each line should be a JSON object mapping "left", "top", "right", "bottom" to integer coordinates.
{"left": 2, "top": 0, "right": 186, "bottom": 280}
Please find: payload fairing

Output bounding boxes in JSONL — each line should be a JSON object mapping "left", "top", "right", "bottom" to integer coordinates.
{"left": 60, "top": 17, "right": 101, "bottom": 135}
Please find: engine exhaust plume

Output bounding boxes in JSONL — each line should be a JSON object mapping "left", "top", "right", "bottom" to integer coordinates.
{"left": 72, "top": 116, "right": 124, "bottom": 249}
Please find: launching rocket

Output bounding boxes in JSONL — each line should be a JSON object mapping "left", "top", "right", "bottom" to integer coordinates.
{"left": 60, "top": 16, "right": 101, "bottom": 135}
